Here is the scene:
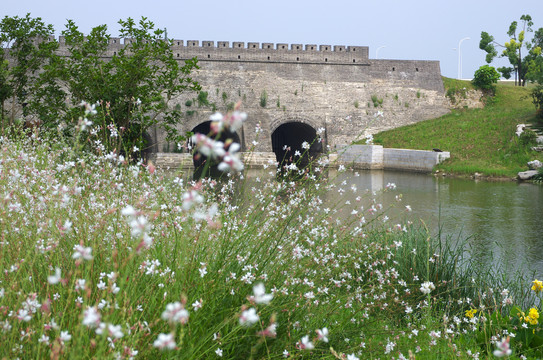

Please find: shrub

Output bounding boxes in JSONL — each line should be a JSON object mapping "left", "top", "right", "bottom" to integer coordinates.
{"left": 197, "top": 91, "right": 210, "bottom": 107}
{"left": 533, "top": 167, "right": 543, "bottom": 183}
{"left": 519, "top": 129, "right": 537, "bottom": 146}
{"left": 446, "top": 88, "right": 457, "bottom": 104}
{"left": 531, "top": 84, "right": 543, "bottom": 120}
{"left": 259, "top": 90, "right": 267, "bottom": 107}
{"left": 371, "top": 95, "right": 383, "bottom": 108}
{"left": 472, "top": 65, "right": 500, "bottom": 93}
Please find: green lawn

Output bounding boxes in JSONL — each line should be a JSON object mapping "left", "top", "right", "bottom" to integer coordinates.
{"left": 370, "top": 79, "right": 543, "bottom": 177}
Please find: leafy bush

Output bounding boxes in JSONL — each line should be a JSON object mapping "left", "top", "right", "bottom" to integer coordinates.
{"left": 446, "top": 88, "right": 457, "bottom": 104}
{"left": 519, "top": 129, "right": 537, "bottom": 146}
{"left": 533, "top": 167, "right": 543, "bottom": 184}
{"left": 531, "top": 84, "right": 543, "bottom": 120}
{"left": 259, "top": 90, "right": 267, "bottom": 108}
{"left": 197, "top": 91, "right": 210, "bottom": 107}
{"left": 371, "top": 95, "right": 383, "bottom": 108}
{"left": 472, "top": 65, "right": 500, "bottom": 92}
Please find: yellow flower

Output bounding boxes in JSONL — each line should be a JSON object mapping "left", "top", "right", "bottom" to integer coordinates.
{"left": 532, "top": 279, "right": 543, "bottom": 293}
{"left": 465, "top": 309, "right": 477, "bottom": 319}
{"left": 523, "top": 308, "right": 539, "bottom": 325}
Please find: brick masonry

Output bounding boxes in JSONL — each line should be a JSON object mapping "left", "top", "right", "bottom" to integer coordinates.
{"left": 133, "top": 39, "right": 451, "bottom": 154}
{"left": 155, "top": 146, "right": 450, "bottom": 173}
{"left": 46, "top": 38, "right": 451, "bottom": 164}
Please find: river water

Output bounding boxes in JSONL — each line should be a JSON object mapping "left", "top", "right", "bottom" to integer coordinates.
{"left": 328, "top": 169, "right": 543, "bottom": 279}
{"left": 242, "top": 168, "right": 543, "bottom": 278}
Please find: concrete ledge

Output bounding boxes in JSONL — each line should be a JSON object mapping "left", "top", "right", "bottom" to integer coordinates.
{"left": 155, "top": 153, "right": 193, "bottom": 169}
{"left": 335, "top": 144, "right": 383, "bottom": 169}
{"left": 155, "top": 146, "right": 450, "bottom": 173}
{"left": 383, "top": 148, "right": 450, "bottom": 172}
{"left": 335, "top": 145, "right": 449, "bottom": 172}
{"left": 155, "top": 152, "right": 278, "bottom": 169}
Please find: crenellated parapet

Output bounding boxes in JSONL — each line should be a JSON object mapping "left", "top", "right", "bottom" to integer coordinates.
{"left": 54, "top": 37, "right": 370, "bottom": 65}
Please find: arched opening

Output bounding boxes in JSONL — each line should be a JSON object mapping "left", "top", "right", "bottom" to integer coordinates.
{"left": 137, "top": 132, "right": 154, "bottom": 164}
{"left": 188, "top": 121, "right": 241, "bottom": 178}
{"left": 124, "top": 131, "right": 154, "bottom": 164}
{"left": 271, "top": 122, "right": 322, "bottom": 169}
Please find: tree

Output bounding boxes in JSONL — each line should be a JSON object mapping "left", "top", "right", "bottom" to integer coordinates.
{"left": 0, "top": 14, "right": 56, "bottom": 132}
{"left": 472, "top": 65, "right": 500, "bottom": 93}
{"left": 479, "top": 14, "right": 542, "bottom": 86}
{"left": 525, "top": 28, "right": 543, "bottom": 84}
{"left": 31, "top": 17, "right": 201, "bottom": 160}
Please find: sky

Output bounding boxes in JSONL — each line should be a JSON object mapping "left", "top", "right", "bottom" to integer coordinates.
{"left": 3, "top": 0, "right": 543, "bottom": 79}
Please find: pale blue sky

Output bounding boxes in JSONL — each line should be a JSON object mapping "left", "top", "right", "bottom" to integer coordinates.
{"left": 3, "top": 0, "right": 543, "bottom": 79}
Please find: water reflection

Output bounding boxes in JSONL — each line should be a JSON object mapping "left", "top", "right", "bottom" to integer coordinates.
{"left": 334, "top": 169, "right": 543, "bottom": 278}
{"left": 243, "top": 168, "right": 543, "bottom": 278}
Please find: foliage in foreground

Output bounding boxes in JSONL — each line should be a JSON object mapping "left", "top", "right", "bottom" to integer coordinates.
{"left": 0, "top": 126, "right": 541, "bottom": 359}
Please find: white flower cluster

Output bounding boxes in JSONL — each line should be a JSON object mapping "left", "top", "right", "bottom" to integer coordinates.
{"left": 190, "top": 111, "right": 247, "bottom": 173}
{"left": 420, "top": 281, "right": 436, "bottom": 295}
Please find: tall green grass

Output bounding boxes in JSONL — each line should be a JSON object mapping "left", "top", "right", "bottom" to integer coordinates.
{"left": 371, "top": 81, "right": 543, "bottom": 177}
{"left": 0, "top": 129, "right": 539, "bottom": 359}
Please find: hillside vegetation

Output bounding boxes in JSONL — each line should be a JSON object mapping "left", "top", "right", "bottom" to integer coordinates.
{"left": 371, "top": 78, "right": 543, "bottom": 178}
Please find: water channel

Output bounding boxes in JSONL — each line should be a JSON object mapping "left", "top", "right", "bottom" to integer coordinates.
{"left": 244, "top": 168, "right": 543, "bottom": 278}
{"left": 334, "top": 169, "right": 543, "bottom": 279}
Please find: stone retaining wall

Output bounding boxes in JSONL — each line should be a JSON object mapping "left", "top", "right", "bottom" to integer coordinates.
{"left": 155, "top": 152, "right": 278, "bottom": 170}
{"left": 335, "top": 145, "right": 450, "bottom": 172}
{"left": 155, "top": 145, "right": 450, "bottom": 173}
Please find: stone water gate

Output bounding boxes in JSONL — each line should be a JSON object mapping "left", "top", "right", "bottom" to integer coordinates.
{"left": 51, "top": 37, "right": 449, "bottom": 166}
{"left": 149, "top": 39, "right": 450, "bottom": 166}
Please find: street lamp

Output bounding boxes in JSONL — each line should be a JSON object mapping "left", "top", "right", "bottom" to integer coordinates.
{"left": 457, "top": 37, "right": 470, "bottom": 79}
{"left": 376, "top": 45, "right": 386, "bottom": 59}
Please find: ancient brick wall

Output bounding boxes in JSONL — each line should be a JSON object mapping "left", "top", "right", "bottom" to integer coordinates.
{"left": 51, "top": 38, "right": 451, "bottom": 153}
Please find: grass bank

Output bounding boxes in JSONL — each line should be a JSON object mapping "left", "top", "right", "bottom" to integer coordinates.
{"left": 370, "top": 79, "right": 543, "bottom": 178}
{"left": 1, "top": 129, "right": 542, "bottom": 359}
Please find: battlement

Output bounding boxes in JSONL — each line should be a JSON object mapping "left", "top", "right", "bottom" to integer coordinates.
{"left": 53, "top": 37, "right": 370, "bottom": 65}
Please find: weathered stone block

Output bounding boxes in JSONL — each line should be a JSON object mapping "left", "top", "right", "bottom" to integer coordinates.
{"left": 518, "top": 170, "right": 538, "bottom": 180}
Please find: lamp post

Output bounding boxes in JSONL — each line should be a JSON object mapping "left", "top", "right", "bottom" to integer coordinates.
{"left": 457, "top": 37, "right": 470, "bottom": 79}
{"left": 376, "top": 45, "right": 386, "bottom": 59}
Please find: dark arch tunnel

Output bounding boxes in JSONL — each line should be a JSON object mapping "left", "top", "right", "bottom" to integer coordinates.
{"left": 271, "top": 122, "right": 323, "bottom": 169}
{"left": 189, "top": 121, "right": 241, "bottom": 178}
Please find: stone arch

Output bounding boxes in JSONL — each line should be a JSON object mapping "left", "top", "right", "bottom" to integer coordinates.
{"left": 188, "top": 120, "right": 241, "bottom": 178}
{"left": 269, "top": 115, "right": 321, "bottom": 134}
{"left": 139, "top": 132, "right": 155, "bottom": 163}
{"left": 123, "top": 131, "right": 156, "bottom": 164}
{"left": 270, "top": 119, "right": 323, "bottom": 168}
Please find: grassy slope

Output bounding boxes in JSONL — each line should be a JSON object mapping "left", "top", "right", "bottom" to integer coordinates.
{"left": 370, "top": 78, "right": 543, "bottom": 177}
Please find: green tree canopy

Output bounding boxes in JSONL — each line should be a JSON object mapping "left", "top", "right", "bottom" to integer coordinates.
{"left": 479, "top": 14, "right": 543, "bottom": 86}
{"left": 0, "top": 13, "right": 56, "bottom": 131}
{"left": 30, "top": 17, "right": 201, "bottom": 160}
